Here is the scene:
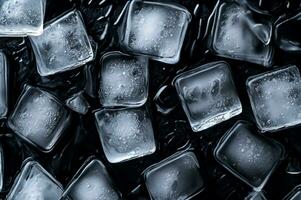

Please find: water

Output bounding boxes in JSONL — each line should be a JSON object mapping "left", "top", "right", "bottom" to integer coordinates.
{"left": 99, "top": 51, "right": 148, "bottom": 107}
{"left": 144, "top": 151, "right": 204, "bottom": 200}
{"left": 246, "top": 65, "right": 301, "bottom": 132}
{"left": 174, "top": 61, "right": 242, "bottom": 132}
{"left": 66, "top": 91, "right": 90, "bottom": 115}
{"left": 6, "top": 160, "right": 63, "bottom": 200}
{"left": 0, "top": 52, "right": 8, "bottom": 118}
{"left": 30, "top": 10, "right": 94, "bottom": 76}
{"left": 94, "top": 107, "right": 156, "bottom": 163}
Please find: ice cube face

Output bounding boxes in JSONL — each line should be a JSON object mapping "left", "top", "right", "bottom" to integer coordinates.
{"left": 99, "top": 52, "right": 148, "bottom": 107}
{"left": 0, "top": 0, "right": 45, "bottom": 36}
{"left": 121, "top": 0, "right": 191, "bottom": 64}
{"left": 8, "top": 86, "right": 70, "bottom": 151}
{"left": 174, "top": 61, "right": 242, "bottom": 132}
{"left": 62, "top": 159, "right": 121, "bottom": 200}
{"left": 6, "top": 161, "right": 63, "bottom": 200}
{"left": 66, "top": 91, "right": 90, "bottom": 115}
{"left": 210, "top": 2, "right": 273, "bottom": 66}
{"left": 283, "top": 185, "right": 301, "bottom": 200}
{"left": 94, "top": 107, "right": 156, "bottom": 163}
{"left": 214, "top": 121, "right": 283, "bottom": 190}
{"left": 0, "top": 52, "right": 8, "bottom": 118}
{"left": 30, "top": 10, "right": 94, "bottom": 76}
{"left": 144, "top": 151, "right": 204, "bottom": 200}
{"left": 246, "top": 65, "right": 301, "bottom": 132}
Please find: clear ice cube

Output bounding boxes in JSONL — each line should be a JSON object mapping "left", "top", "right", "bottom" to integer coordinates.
{"left": 0, "top": 52, "right": 8, "bottom": 118}
{"left": 144, "top": 151, "right": 204, "bottom": 200}
{"left": 30, "top": 10, "right": 94, "bottom": 76}
{"left": 246, "top": 65, "right": 301, "bottom": 132}
{"left": 94, "top": 107, "right": 156, "bottom": 163}
{"left": 283, "top": 185, "right": 301, "bottom": 200}
{"left": 120, "top": 0, "right": 191, "bottom": 64}
{"left": 174, "top": 61, "right": 242, "bottom": 132}
{"left": 6, "top": 160, "right": 63, "bottom": 200}
{"left": 99, "top": 51, "right": 148, "bottom": 107}
{"left": 0, "top": 0, "right": 45, "bottom": 36}
{"left": 8, "top": 85, "right": 71, "bottom": 151}
{"left": 214, "top": 121, "right": 283, "bottom": 190}
{"left": 66, "top": 91, "right": 90, "bottom": 115}
{"left": 62, "top": 159, "right": 121, "bottom": 200}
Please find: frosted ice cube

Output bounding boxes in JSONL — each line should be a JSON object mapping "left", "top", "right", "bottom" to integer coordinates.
{"left": 246, "top": 65, "right": 301, "bottom": 132}
{"left": 30, "top": 10, "right": 94, "bottom": 76}
{"left": 66, "top": 91, "right": 90, "bottom": 115}
{"left": 6, "top": 160, "right": 63, "bottom": 200}
{"left": 210, "top": 2, "right": 273, "bottom": 66}
{"left": 214, "top": 121, "right": 283, "bottom": 190}
{"left": 8, "top": 85, "right": 71, "bottom": 151}
{"left": 62, "top": 159, "right": 121, "bottom": 200}
{"left": 174, "top": 61, "right": 242, "bottom": 132}
{"left": 283, "top": 185, "right": 301, "bottom": 200}
{"left": 99, "top": 51, "right": 148, "bottom": 107}
{"left": 121, "top": 0, "right": 191, "bottom": 64}
{"left": 0, "top": 0, "right": 45, "bottom": 36}
{"left": 144, "top": 151, "right": 204, "bottom": 200}
{"left": 0, "top": 52, "right": 8, "bottom": 118}
{"left": 94, "top": 107, "right": 156, "bottom": 163}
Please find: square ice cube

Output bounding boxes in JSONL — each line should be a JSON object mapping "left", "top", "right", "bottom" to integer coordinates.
{"left": 214, "top": 121, "right": 283, "bottom": 190}
{"left": 94, "top": 107, "right": 156, "bottom": 163}
{"left": 210, "top": 2, "right": 273, "bottom": 66}
{"left": 6, "top": 160, "right": 63, "bottom": 200}
{"left": 99, "top": 51, "right": 148, "bottom": 107}
{"left": 121, "top": 0, "right": 191, "bottom": 64}
{"left": 8, "top": 85, "right": 71, "bottom": 151}
{"left": 283, "top": 185, "right": 301, "bottom": 200}
{"left": 246, "top": 65, "right": 301, "bottom": 132}
{"left": 0, "top": 52, "right": 8, "bottom": 119}
{"left": 144, "top": 151, "right": 204, "bottom": 200}
{"left": 62, "top": 159, "right": 121, "bottom": 200}
{"left": 0, "top": 0, "right": 45, "bottom": 36}
{"left": 174, "top": 61, "right": 242, "bottom": 132}
{"left": 66, "top": 91, "right": 90, "bottom": 115}
{"left": 30, "top": 10, "right": 94, "bottom": 76}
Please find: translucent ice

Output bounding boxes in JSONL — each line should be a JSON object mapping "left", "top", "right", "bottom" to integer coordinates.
{"left": 245, "top": 191, "right": 267, "bottom": 200}
{"left": 6, "top": 160, "right": 63, "bottom": 200}
{"left": 94, "top": 107, "right": 156, "bottom": 163}
{"left": 246, "top": 65, "right": 301, "bottom": 132}
{"left": 144, "top": 151, "right": 204, "bottom": 200}
{"left": 0, "top": 144, "right": 3, "bottom": 192}
{"left": 62, "top": 159, "right": 121, "bottom": 200}
{"left": 0, "top": 52, "right": 8, "bottom": 118}
{"left": 174, "top": 61, "right": 242, "bottom": 132}
{"left": 121, "top": 0, "right": 191, "bottom": 64}
{"left": 66, "top": 91, "right": 90, "bottom": 115}
{"left": 99, "top": 51, "right": 148, "bottom": 107}
{"left": 30, "top": 10, "right": 94, "bottom": 76}
{"left": 283, "top": 185, "right": 301, "bottom": 200}
{"left": 8, "top": 85, "right": 71, "bottom": 151}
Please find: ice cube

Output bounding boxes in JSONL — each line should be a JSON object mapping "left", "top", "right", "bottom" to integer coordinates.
{"left": 120, "top": 0, "right": 191, "bottom": 64}
{"left": 62, "top": 159, "right": 121, "bottom": 200}
{"left": 0, "top": 0, "right": 45, "bottom": 36}
{"left": 30, "top": 10, "right": 94, "bottom": 76}
{"left": 214, "top": 121, "right": 283, "bottom": 190}
{"left": 241, "top": 0, "right": 284, "bottom": 14}
{"left": 0, "top": 52, "right": 8, "bottom": 118}
{"left": 174, "top": 61, "right": 242, "bottom": 132}
{"left": 0, "top": 144, "right": 3, "bottom": 192}
{"left": 94, "top": 107, "right": 156, "bottom": 163}
{"left": 245, "top": 191, "right": 267, "bottom": 200}
{"left": 8, "top": 85, "right": 71, "bottom": 151}
{"left": 99, "top": 51, "right": 148, "bottom": 107}
{"left": 66, "top": 91, "right": 90, "bottom": 115}
{"left": 144, "top": 151, "right": 204, "bottom": 200}
{"left": 246, "top": 65, "right": 301, "bottom": 132}
{"left": 6, "top": 160, "right": 63, "bottom": 200}
{"left": 209, "top": 2, "right": 273, "bottom": 66}
{"left": 283, "top": 185, "right": 301, "bottom": 200}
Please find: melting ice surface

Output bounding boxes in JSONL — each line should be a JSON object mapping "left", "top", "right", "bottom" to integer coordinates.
{"left": 6, "top": 161, "right": 63, "bottom": 200}
{"left": 95, "top": 107, "right": 156, "bottom": 163}
{"left": 144, "top": 151, "right": 204, "bottom": 200}
{"left": 0, "top": 52, "right": 8, "bottom": 118}
{"left": 66, "top": 91, "right": 90, "bottom": 115}
{"left": 63, "top": 159, "right": 121, "bottom": 200}
{"left": 30, "top": 10, "right": 94, "bottom": 76}
{"left": 246, "top": 65, "right": 301, "bottom": 132}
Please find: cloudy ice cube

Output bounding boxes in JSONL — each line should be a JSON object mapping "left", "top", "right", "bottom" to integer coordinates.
{"left": 8, "top": 85, "right": 71, "bottom": 151}
{"left": 66, "top": 91, "right": 90, "bottom": 115}
{"left": 174, "top": 61, "right": 242, "bottom": 132}
{"left": 283, "top": 185, "right": 301, "bottom": 200}
{"left": 62, "top": 159, "right": 121, "bottom": 200}
{"left": 6, "top": 160, "right": 63, "bottom": 200}
{"left": 121, "top": 0, "right": 191, "bottom": 64}
{"left": 30, "top": 10, "right": 94, "bottom": 76}
{"left": 99, "top": 51, "right": 148, "bottom": 107}
{"left": 210, "top": 2, "right": 273, "bottom": 66}
{"left": 246, "top": 65, "right": 301, "bottom": 132}
{"left": 214, "top": 121, "right": 283, "bottom": 190}
{"left": 0, "top": 52, "right": 8, "bottom": 118}
{"left": 144, "top": 151, "right": 204, "bottom": 200}
{"left": 94, "top": 107, "right": 156, "bottom": 163}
